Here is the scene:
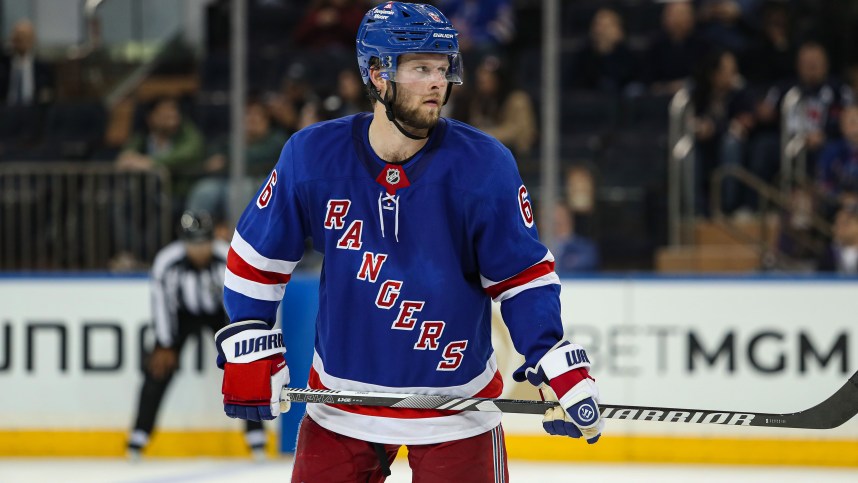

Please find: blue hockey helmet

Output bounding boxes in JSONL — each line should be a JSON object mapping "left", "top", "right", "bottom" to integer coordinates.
{"left": 356, "top": 2, "right": 463, "bottom": 87}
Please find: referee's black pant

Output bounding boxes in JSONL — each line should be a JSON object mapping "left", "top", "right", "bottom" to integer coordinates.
{"left": 131, "top": 312, "right": 264, "bottom": 449}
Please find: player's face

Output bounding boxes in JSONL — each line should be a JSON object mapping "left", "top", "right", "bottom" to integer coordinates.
{"left": 389, "top": 54, "right": 449, "bottom": 130}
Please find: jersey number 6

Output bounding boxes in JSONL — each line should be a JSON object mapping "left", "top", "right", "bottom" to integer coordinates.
{"left": 518, "top": 185, "right": 534, "bottom": 228}
{"left": 257, "top": 170, "right": 278, "bottom": 209}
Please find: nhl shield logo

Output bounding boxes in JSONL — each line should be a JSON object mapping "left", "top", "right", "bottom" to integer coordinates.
{"left": 386, "top": 168, "right": 401, "bottom": 185}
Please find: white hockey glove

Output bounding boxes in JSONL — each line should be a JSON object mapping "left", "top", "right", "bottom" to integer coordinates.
{"left": 527, "top": 341, "right": 603, "bottom": 444}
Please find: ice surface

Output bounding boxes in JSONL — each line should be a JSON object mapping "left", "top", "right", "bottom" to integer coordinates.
{"left": 1, "top": 458, "right": 857, "bottom": 483}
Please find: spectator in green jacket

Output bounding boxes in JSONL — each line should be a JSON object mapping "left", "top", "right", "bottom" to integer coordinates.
{"left": 116, "top": 96, "right": 205, "bottom": 198}
{"left": 186, "top": 100, "right": 288, "bottom": 236}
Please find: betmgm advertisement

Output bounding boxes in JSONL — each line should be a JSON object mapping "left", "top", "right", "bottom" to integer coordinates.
{"left": 1, "top": 277, "right": 856, "bottom": 463}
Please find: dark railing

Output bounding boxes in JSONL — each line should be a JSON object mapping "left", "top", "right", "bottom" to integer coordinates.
{"left": 710, "top": 164, "right": 831, "bottom": 269}
{"left": 0, "top": 163, "right": 171, "bottom": 270}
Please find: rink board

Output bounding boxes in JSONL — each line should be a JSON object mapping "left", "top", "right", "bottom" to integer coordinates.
{"left": 1, "top": 275, "right": 857, "bottom": 466}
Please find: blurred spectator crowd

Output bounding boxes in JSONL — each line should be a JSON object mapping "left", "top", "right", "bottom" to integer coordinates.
{"left": 2, "top": 0, "right": 858, "bottom": 273}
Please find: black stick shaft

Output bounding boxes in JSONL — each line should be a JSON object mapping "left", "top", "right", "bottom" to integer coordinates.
{"left": 281, "top": 371, "right": 858, "bottom": 430}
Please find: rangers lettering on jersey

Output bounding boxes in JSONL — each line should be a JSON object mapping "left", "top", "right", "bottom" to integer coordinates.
{"left": 325, "top": 200, "right": 351, "bottom": 229}
{"left": 438, "top": 340, "right": 468, "bottom": 370}
{"left": 414, "top": 321, "right": 445, "bottom": 350}
{"left": 337, "top": 220, "right": 364, "bottom": 249}
{"left": 375, "top": 280, "right": 403, "bottom": 308}
{"left": 357, "top": 252, "right": 388, "bottom": 282}
{"left": 391, "top": 301, "right": 424, "bottom": 329}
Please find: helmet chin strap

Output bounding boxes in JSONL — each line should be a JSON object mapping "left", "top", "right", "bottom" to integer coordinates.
{"left": 371, "top": 82, "right": 428, "bottom": 140}
{"left": 370, "top": 82, "right": 454, "bottom": 141}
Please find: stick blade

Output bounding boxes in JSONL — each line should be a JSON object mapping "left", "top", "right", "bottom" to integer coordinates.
{"left": 789, "top": 370, "right": 858, "bottom": 429}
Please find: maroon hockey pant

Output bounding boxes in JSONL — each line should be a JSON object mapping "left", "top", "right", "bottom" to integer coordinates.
{"left": 291, "top": 415, "right": 509, "bottom": 482}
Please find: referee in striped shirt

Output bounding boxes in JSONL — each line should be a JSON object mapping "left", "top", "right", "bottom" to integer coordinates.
{"left": 128, "top": 211, "right": 265, "bottom": 459}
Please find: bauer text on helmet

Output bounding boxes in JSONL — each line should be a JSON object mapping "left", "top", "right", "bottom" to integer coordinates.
{"left": 356, "top": 2, "right": 463, "bottom": 86}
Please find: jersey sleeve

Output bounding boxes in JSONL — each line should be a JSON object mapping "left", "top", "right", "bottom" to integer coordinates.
{"left": 469, "top": 146, "right": 564, "bottom": 382}
{"left": 223, "top": 141, "right": 308, "bottom": 327}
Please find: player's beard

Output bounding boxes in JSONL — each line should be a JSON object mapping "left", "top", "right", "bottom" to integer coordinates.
{"left": 390, "top": 87, "right": 441, "bottom": 131}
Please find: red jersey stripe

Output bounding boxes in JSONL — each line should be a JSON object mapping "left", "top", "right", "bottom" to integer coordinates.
{"left": 307, "top": 368, "right": 504, "bottom": 419}
{"left": 227, "top": 247, "right": 292, "bottom": 285}
{"left": 484, "top": 260, "right": 555, "bottom": 299}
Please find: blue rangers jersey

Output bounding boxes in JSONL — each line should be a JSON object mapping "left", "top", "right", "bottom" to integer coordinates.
{"left": 224, "top": 113, "right": 564, "bottom": 444}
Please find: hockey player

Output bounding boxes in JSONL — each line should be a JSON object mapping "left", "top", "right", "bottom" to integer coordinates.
{"left": 128, "top": 211, "right": 266, "bottom": 460}
{"left": 215, "top": 2, "right": 603, "bottom": 481}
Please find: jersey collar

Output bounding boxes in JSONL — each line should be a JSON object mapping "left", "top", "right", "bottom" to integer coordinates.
{"left": 351, "top": 112, "right": 448, "bottom": 194}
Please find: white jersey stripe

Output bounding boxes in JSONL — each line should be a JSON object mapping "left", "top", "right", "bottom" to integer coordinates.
{"left": 312, "top": 350, "right": 498, "bottom": 397}
{"left": 491, "top": 272, "right": 560, "bottom": 303}
{"left": 231, "top": 230, "right": 300, "bottom": 274}
{"left": 479, "top": 250, "right": 555, "bottom": 289}
{"left": 306, "top": 404, "right": 501, "bottom": 445}
{"left": 224, "top": 268, "right": 286, "bottom": 301}
{"left": 308, "top": 351, "right": 502, "bottom": 444}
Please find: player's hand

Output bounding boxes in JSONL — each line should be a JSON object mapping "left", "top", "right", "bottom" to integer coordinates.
{"left": 223, "top": 354, "right": 289, "bottom": 421}
{"left": 148, "top": 346, "right": 177, "bottom": 380}
{"left": 527, "top": 342, "right": 603, "bottom": 444}
{"left": 215, "top": 321, "right": 290, "bottom": 421}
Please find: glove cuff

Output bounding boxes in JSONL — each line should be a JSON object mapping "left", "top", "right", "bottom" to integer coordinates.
{"left": 524, "top": 341, "right": 592, "bottom": 386}
{"left": 540, "top": 342, "right": 591, "bottom": 379}
{"left": 216, "top": 320, "right": 286, "bottom": 364}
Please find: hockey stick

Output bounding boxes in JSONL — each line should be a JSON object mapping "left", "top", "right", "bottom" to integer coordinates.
{"left": 280, "top": 370, "right": 858, "bottom": 429}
